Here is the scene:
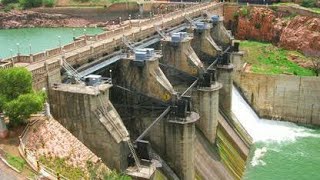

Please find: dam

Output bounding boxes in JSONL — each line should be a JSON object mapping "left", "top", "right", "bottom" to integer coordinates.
{"left": 1, "top": 1, "right": 319, "bottom": 180}
{"left": 1, "top": 3, "right": 251, "bottom": 179}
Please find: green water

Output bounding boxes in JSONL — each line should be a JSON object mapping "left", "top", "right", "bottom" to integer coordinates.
{"left": 0, "top": 27, "right": 103, "bottom": 59}
{"left": 244, "top": 128, "right": 320, "bottom": 180}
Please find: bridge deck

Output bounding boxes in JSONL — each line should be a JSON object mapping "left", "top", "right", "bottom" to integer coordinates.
{"left": 11, "top": 2, "right": 222, "bottom": 73}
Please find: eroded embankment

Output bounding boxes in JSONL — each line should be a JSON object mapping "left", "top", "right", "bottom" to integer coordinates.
{"left": 233, "top": 7, "right": 320, "bottom": 55}
{"left": 0, "top": 10, "right": 94, "bottom": 29}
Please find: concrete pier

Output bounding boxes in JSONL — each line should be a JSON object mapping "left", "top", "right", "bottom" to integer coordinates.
{"left": 161, "top": 32, "right": 205, "bottom": 77}
{"left": 189, "top": 22, "right": 222, "bottom": 65}
{"left": 211, "top": 16, "right": 234, "bottom": 48}
{"left": 49, "top": 83, "right": 130, "bottom": 170}
{"left": 217, "top": 63, "right": 234, "bottom": 115}
{"left": 230, "top": 43, "right": 244, "bottom": 71}
{"left": 116, "top": 50, "right": 176, "bottom": 102}
{"left": 165, "top": 112, "right": 199, "bottom": 180}
{"left": 194, "top": 81, "right": 222, "bottom": 144}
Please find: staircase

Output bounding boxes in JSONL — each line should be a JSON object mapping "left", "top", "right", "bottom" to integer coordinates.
{"left": 185, "top": 15, "right": 195, "bottom": 27}
{"left": 61, "top": 59, "right": 82, "bottom": 82}
{"left": 122, "top": 36, "right": 135, "bottom": 51}
{"left": 127, "top": 140, "right": 141, "bottom": 169}
{"left": 155, "top": 26, "right": 166, "bottom": 39}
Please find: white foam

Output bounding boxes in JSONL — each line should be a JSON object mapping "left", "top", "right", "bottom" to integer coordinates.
{"left": 251, "top": 147, "right": 267, "bottom": 167}
{"left": 232, "top": 86, "right": 320, "bottom": 143}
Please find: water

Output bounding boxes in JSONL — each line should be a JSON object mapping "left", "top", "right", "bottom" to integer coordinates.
{"left": 0, "top": 27, "right": 103, "bottom": 59}
{"left": 232, "top": 86, "right": 320, "bottom": 180}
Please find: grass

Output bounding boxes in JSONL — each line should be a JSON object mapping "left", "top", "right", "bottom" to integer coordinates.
{"left": 240, "top": 40, "right": 315, "bottom": 76}
{"left": 39, "top": 156, "right": 85, "bottom": 179}
{"left": 272, "top": 2, "right": 320, "bottom": 14}
{"left": 5, "top": 153, "right": 26, "bottom": 172}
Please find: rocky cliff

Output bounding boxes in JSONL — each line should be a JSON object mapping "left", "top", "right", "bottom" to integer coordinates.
{"left": 0, "top": 10, "right": 90, "bottom": 29}
{"left": 234, "top": 7, "right": 320, "bottom": 55}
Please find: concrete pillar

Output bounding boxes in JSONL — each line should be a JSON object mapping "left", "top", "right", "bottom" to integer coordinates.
{"left": 30, "top": 54, "right": 34, "bottom": 63}
{"left": 165, "top": 112, "right": 199, "bottom": 180}
{"left": 161, "top": 34, "right": 205, "bottom": 77}
{"left": 49, "top": 83, "right": 129, "bottom": 171}
{"left": 217, "top": 64, "right": 234, "bottom": 115}
{"left": 194, "top": 82, "right": 222, "bottom": 144}
{"left": 117, "top": 54, "right": 176, "bottom": 102}
{"left": 211, "top": 17, "right": 233, "bottom": 48}
{"left": 230, "top": 51, "right": 244, "bottom": 72}
{"left": 190, "top": 23, "right": 221, "bottom": 66}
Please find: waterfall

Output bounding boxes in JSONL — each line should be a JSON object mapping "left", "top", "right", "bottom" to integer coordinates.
{"left": 231, "top": 86, "right": 319, "bottom": 143}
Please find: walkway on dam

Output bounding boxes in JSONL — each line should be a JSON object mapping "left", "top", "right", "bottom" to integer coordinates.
{"left": 18, "top": 2, "right": 221, "bottom": 72}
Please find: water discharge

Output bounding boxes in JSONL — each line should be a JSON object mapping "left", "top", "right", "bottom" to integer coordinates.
{"left": 232, "top": 86, "right": 319, "bottom": 143}
{"left": 232, "top": 86, "right": 320, "bottom": 179}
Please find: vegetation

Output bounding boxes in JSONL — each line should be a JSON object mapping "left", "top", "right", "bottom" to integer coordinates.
{"left": 42, "top": 0, "right": 54, "bottom": 7}
{"left": 5, "top": 153, "right": 26, "bottom": 171}
{"left": 303, "top": 50, "right": 320, "bottom": 76}
{"left": 240, "top": 41, "right": 315, "bottom": 76}
{"left": 0, "top": 67, "right": 45, "bottom": 127}
{"left": 19, "top": 0, "right": 42, "bottom": 8}
{"left": 272, "top": 2, "right": 320, "bottom": 14}
{"left": 301, "top": 0, "right": 316, "bottom": 8}
{"left": 1, "top": 0, "right": 18, "bottom": 5}
{"left": 239, "top": 7, "right": 250, "bottom": 17}
{"left": 39, "top": 156, "right": 85, "bottom": 179}
{"left": 86, "top": 161, "right": 131, "bottom": 180}
{"left": 104, "top": 170, "right": 131, "bottom": 180}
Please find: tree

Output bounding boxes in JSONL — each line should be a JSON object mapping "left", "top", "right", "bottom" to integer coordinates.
{"left": 304, "top": 50, "right": 320, "bottom": 76}
{"left": 4, "top": 93, "right": 44, "bottom": 126}
{"left": 0, "top": 67, "right": 45, "bottom": 128}
{"left": 0, "top": 67, "right": 32, "bottom": 101}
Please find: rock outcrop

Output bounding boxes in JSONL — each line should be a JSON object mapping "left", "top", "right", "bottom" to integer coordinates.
{"left": 236, "top": 7, "right": 285, "bottom": 43}
{"left": 280, "top": 16, "right": 320, "bottom": 55}
{"left": 0, "top": 10, "right": 90, "bottom": 29}
{"left": 234, "top": 7, "right": 320, "bottom": 55}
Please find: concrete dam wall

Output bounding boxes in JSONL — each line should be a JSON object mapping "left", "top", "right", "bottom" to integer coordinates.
{"left": 234, "top": 72, "right": 320, "bottom": 125}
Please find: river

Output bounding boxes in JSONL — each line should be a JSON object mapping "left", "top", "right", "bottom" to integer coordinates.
{"left": 232, "top": 86, "right": 320, "bottom": 180}
{"left": 0, "top": 27, "right": 103, "bottom": 59}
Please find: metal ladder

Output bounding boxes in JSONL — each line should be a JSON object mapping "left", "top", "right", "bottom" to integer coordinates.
{"left": 127, "top": 139, "right": 141, "bottom": 169}
{"left": 122, "top": 36, "right": 135, "bottom": 51}
{"left": 61, "top": 59, "right": 82, "bottom": 82}
{"left": 203, "top": 9, "right": 211, "bottom": 17}
{"left": 97, "top": 96, "right": 141, "bottom": 170}
{"left": 184, "top": 15, "right": 195, "bottom": 27}
{"left": 155, "top": 26, "right": 166, "bottom": 39}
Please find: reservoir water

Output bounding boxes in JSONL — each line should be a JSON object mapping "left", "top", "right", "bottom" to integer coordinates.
{"left": 232, "top": 86, "right": 320, "bottom": 180}
{"left": 0, "top": 27, "right": 103, "bottom": 59}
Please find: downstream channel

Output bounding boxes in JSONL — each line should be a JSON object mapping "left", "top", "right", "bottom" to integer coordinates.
{"left": 232, "top": 86, "right": 320, "bottom": 179}
{"left": 0, "top": 27, "right": 103, "bottom": 59}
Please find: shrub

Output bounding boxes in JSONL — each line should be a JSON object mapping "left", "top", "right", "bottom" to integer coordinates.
{"left": 233, "top": 11, "right": 239, "bottom": 19}
{"left": 240, "top": 7, "right": 249, "bottom": 17}
{"left": 270, "top": 6, "right": 278, "bottom": 11}
{"left": 4, "top": 3, "right": 15, "bottom": 12}
{"left": 19, "top": 0, "right": 42, "bottom": 9}
{"left": 301, "top": 0, "right": 316, "bottom": 7}
{"left": 42, "top": 0, "right": 54, "bottom": 7}
{"left": 1, "top": 0, "right": 18, "bottom": 5}
{"left": 254, "top": 23, "right": 262, "bottom": 29}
